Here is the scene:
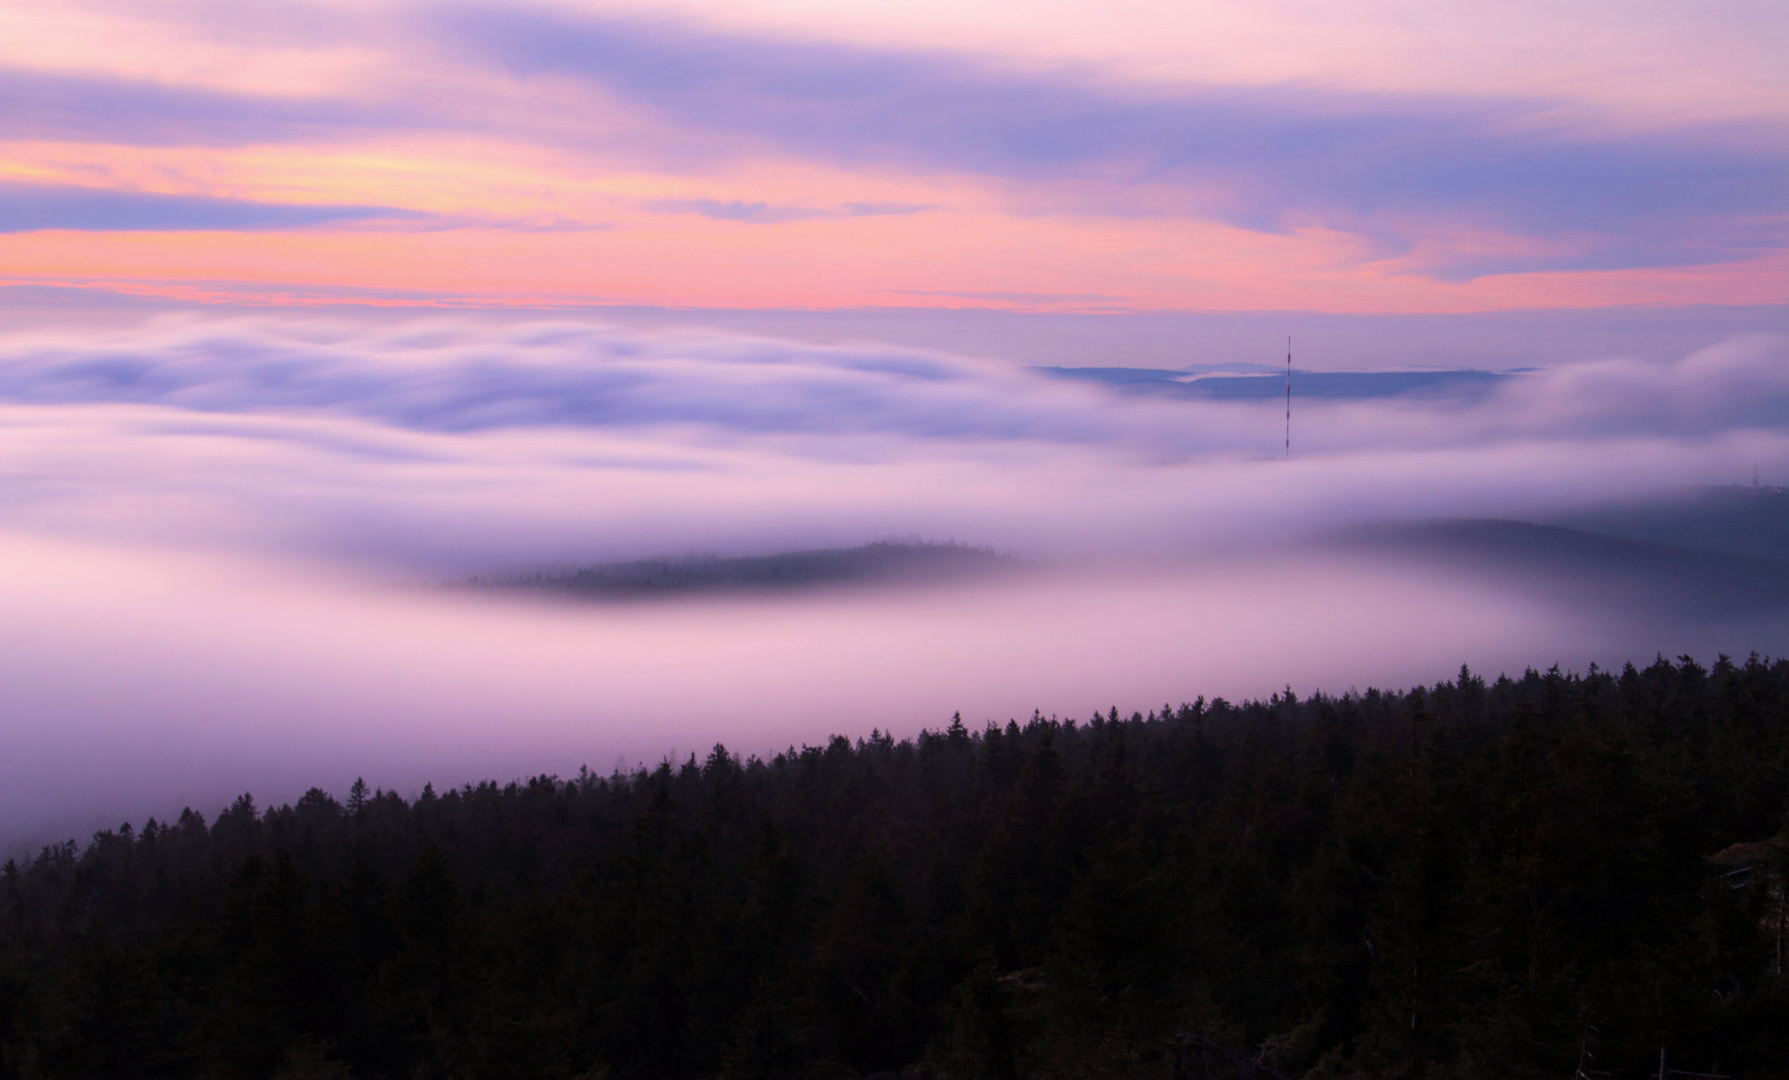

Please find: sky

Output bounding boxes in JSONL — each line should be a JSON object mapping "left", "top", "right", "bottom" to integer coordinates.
{"left": 2, "top": 0, "right": 1786, "bottom": 310}
{"left": 3, "top": 0, "right": 1789, "bottom": 843}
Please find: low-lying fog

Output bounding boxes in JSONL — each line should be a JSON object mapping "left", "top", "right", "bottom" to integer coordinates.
{"left": 0, "top": 528, "right": 1717, "bottom": 850}
{"left": 3, "top": 303, "right": 1787, "bottom": 849}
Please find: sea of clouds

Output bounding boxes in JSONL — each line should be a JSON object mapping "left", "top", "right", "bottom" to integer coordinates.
{"left": 3, "top": 312, "right": 1786, "bottom": 569}
{"left": 3, "top": 309, "right": 1787, "bottom": 847}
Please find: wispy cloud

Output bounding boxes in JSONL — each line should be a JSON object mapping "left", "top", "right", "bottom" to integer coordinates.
{"left": 9, "top": 9, "right": 1780, "bottom": 279}
{"left": 2, "top": 5, "right": 1784, "bottom": 295}
{"left": 432, "top": 7, "right": 1789, "bottom": 277}
{"left": 891, "top": 289, "right": 1125, "bottom": 304}
{"left": 648, "top": 198, "right": 930, "bottom": 223}
{"left": 0, "top": 68, "right": 420, "bottom": 146}
{"left": 0, "top": 181, "right": 428, "bottom": 233}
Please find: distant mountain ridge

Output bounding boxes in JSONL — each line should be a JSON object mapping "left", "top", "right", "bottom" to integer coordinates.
{"left": 474, "top": 540, "right": 1021, "bottom": 599}
{"left": 1038, "top": 365, "right": 1511, "bottom": 400}
{"left": 1338, "top": 517, "right": 1789, "bottom": 621}
{"left": 1547, "top": 484, "right": 1789, "bottom": 563}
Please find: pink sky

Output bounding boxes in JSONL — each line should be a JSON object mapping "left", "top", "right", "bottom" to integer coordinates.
{"left": 3, "top": 0, "right": 1785, "bottom": 313}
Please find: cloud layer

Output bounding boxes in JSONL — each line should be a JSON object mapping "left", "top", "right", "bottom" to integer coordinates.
{"left": 2, "top": 312, "right": 1786, "bottom": 571}
{"left": 0, "top": 181, "right": 425, "bottom": 233}
{"left": 440, "top": 7, "right": 1789, "bottom": 277}
{"left": 6, "top": 307, "right": 1789, "bottom": 842}
{"left": 4, "top": 313, "right": 1786, "bottom": 443}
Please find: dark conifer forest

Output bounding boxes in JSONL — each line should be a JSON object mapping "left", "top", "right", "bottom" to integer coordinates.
{"left": 4, "top": 656, "right": 1789, "bottom": 1080}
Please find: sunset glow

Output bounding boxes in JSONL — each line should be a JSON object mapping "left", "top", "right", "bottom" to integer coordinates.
{"left": 4, "top": 0, "right": 1785, "bottom": 312}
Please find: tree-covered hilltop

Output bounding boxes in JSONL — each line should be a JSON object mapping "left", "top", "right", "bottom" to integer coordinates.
{"left": 471, "top": 540, "right": 1022, "bottom": 600}
{"left": 4, "top": 657, "right": 1789, "bottom": 1080}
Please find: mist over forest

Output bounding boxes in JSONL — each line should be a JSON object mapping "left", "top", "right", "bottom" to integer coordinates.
{"left": 4, "top": 301, "right": 1789, "bottom": 844}
{"left": 7, "top": 190, "right": 1789, "bottom": 1080}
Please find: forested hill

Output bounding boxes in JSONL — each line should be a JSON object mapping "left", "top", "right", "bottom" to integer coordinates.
{"left": 5, "top": 658, "right": 1789, "bottom": 1080}
{"left": 471, "top": 540, "right": 1020, "bottom": 599}
{"left": 1338, "top": 518, "right": 1789, "bottom": 620}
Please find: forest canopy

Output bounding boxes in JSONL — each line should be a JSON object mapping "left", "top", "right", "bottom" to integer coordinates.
{"left": 3, "top": 655, "right": 1788, "bottom": 1080}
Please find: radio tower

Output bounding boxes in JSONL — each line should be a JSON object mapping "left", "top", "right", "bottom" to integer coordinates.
{"left": 1284, "top": 336, "right": 1292, "bottom": 458}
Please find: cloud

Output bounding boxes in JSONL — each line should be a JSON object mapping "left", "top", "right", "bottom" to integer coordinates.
{"left": 1493, "top": 335, "right": 1789, "bottom": 436}
{"left": 0, "top": 181, "right": 429, "bottom": 233}
{"left": 9, "top": 314, "right": 1789, "bottom": 846}
{"left": 648, "top": 198, "right": 929, "bottom": 223}
{"left": 432, "top": 7, "right": 1789, "bottom": 276}
{"left": 4, "top": 315, "right": 1789, "bottom": 845}
{"left": 1, "top": 315, "right": 1785, "bottom": 455}
{"left": 5, "top": 11, "right": 1784, "bottom": 277}
{"left": 647, "top": 198, "right": 830, "bottom": 224}
{"left": 0, "top": 67, "right": 419, "bottom": 147}
{"left": 0, "top": 516, "right": 1621, "bottom": 850}
{"left": 0, "top": 316, "right": 1192, "bottom": 446}
{"left": 1, "top": 313, "right": 1787, "bottom": 570}
{"left": 842, "top": 201, "right": 931, "bottom": 217}
{"left": 892, "top": 289, "right": 1125, "bottom": 304}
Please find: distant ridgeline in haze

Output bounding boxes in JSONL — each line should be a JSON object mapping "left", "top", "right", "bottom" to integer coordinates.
{"left": 472, "top": 539, "right": 1021, "bottom": 599}
{"left": 4, "top": 658, "right": 1788, "bottom": 1080}
{"left": 1337, "top": 484, "right": 1789, "bottom": 626}
{"left": 1548, "top": 483, "right": 1789, "bottom": 563}
{"left": 1038, "top": 363, "right": 1513, "bottom": 399}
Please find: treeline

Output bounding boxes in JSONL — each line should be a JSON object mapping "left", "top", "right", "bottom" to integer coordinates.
{"left": 4, "top": 656, "right": 1789, "bottom": 1080}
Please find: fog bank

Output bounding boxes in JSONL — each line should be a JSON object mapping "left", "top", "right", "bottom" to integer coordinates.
{"left": 0, "top": 528, "right": 1685, "bottom": 853}
{"left": 4, "top": 308, "right": 1789, "bottom": 847}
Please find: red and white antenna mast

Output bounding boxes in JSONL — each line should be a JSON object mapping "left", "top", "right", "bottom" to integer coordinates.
{"left": 1284, "top": 336, "right": 1292, "bottom": 458}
